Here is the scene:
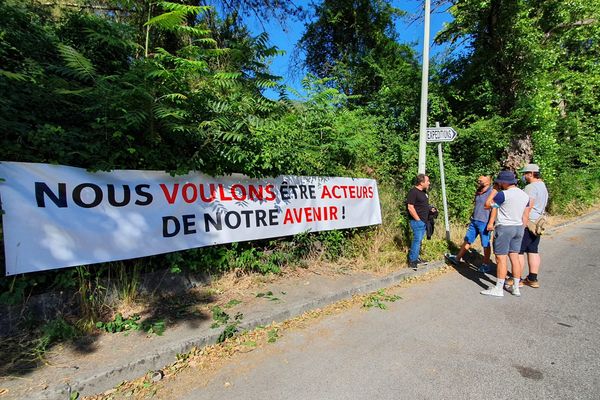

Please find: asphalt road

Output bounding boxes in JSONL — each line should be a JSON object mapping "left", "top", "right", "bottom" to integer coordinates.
{"left": 160, "top": 214, "right": 600, "bottom": 400}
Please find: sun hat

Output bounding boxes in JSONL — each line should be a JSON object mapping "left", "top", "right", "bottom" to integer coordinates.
{"left": 519, "top": 163, "right": 540, "bottom": 173}
{"left": 494, "top": 170, "right": 517, "bottom": 185}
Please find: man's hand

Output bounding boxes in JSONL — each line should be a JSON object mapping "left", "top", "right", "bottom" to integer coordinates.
{"left": 487, "top": 223, "right": 495, "bottom": 232}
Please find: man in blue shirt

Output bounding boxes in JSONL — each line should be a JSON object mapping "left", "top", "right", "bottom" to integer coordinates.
{"left": 446, "top": 175, "right": 494, "bottom": 272}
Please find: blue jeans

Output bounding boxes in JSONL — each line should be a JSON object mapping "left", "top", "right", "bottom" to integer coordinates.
{"left": 409, "top": 219, "right": 427, "bottom": 262}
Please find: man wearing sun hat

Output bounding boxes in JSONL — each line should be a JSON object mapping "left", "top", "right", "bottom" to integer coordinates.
{"left": 513, "top": 163, "right": 549, "bottom": 288}
{"left": 480, "top": 170, "right": 530, "bottom": 297}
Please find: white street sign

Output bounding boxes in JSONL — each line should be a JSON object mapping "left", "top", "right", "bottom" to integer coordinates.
{"left": 426, "top": 127, "right": 457, "bottom": 142}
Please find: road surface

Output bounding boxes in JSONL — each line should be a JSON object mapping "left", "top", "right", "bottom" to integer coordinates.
{"left": 157, "top": 214, "right": 600, "bottom": 400}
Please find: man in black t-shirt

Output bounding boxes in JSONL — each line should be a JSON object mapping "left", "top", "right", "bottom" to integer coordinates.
{"left": 406, "top": 174, "right": 431, "bottom": 270}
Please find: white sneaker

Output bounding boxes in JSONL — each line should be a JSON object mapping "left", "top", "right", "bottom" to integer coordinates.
{"left": 505, "top": 284, "right": 521, "bottom": 297}
{"left": 480, "top": 286, "right": 504, "bottom": 297}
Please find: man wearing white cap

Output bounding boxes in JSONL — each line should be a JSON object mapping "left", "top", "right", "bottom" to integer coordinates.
{"left": 510, "top": 163, "right": 549, "bottom": 288}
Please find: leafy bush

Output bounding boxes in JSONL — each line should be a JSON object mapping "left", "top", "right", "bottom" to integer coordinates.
{"left": 34, "top": 317, "right": 80, "bottom": 358}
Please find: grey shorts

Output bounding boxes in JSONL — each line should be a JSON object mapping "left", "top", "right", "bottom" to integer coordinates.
{"left": 493, "top": 225, "right": 525, "bottom": 255}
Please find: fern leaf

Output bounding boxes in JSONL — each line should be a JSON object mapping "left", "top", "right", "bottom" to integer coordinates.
{"left": 123, "top": 110, "right": 148, "bottom": 128}
{"left": 83, "top": 28, "right": 134, "bottom": 50}
{"left": 54, "top": 88, "right": 93, "bottom": 96}
{"left": 145, "top": 11, "right": 186, "bottom": 30}
{"left": 153, "top": 104, "right": 189, "bottom": 120}
{"left": 214, "top": 72, "right": 242, "bottom": 80}
{"left": 203, "top": 48, "right": 230, "bottom": 57}
{"left": 192, "top": 37, "right": 218, "bottom": 47}
{"left": 255, "top": 78, "right": 278, "bottom": 89}
{"left": 175, "top": 26, "right": 213, "bottom": 38}
{"left": 160, "top": 93, "right": 188, "bottom": 101}
{"left": 146, "top": 69, "right": 169, "bottom": 79}
{"left": 56, "top": 44, "right": 96, "bottom": 82}
{"left": 0, "top": 69, "right": 27, "bottom": 81}
{"left": 255, "top": 32, "right": 269, "bottom": 49}
{"left": 158, "top": 2, "right": 212, "bottom": 15}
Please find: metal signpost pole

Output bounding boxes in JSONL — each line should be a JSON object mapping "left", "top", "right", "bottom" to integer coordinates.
{"left": 435, "top": 122, "right": 451, "bottom": 241}
{"left": 418, "top": 0, "right": 431, "bottom": 175}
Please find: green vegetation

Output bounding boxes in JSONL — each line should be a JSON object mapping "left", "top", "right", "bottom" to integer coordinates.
{"left": 34, "top": 317, "right": 80, "bottom": 358}
{"left": 95, "top": 313, "right": 142, "bottom": 334}
{"left": 255, "top": 291, "right": 282, "bottom": 302}
{"left": 95, "top": 313, "right": 166, "bottom": 336}
{"left": 0, "top": 0, "right": 598, "bottom": 336}
{"left": 267, "top": 328, "right": 279, "bottom": 343}
{"left": 362, "top": 289, "right": 402, "bottom": 310}
{"left": 210, "top": 304, "right": 244, "bottom": 343}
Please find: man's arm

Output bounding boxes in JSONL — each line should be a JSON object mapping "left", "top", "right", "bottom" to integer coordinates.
{"left": 407, "top": 204, "right": 420, "bottom": 221}
{"left": 523, "top": 198, "right": 534, "bottom": 226}
{"left": 487, "top": 208, "right": 497, "bottom": 231}
{"left": 484, "top": 188, "right": 498, "bottom": 209}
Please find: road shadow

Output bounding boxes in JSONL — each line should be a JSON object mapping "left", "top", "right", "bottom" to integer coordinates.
{"left": 131, "top": 289, "right": 214, "bottom": 339}
{"left": 445, "top": 250, "right": 496, "bottom": 289}
{"left": 0, "top": 277, "right": 215, "bottom": 378}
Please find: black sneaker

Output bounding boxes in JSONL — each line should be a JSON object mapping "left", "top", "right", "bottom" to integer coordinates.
{"left": 417, "top": 258, "right": 426, "bottom": 264}
{"left": 445, "top": 253, "right": 459, "bottom": 266}
{"left": 409, "top": 261, "right": 418, "bottom": 271}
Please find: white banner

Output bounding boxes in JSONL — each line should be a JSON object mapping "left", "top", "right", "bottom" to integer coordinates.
{"left": 0, "top": 162, "right": 382, "bottom": 275}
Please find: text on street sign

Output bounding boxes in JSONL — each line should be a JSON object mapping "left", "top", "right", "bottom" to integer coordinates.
{"left": 426, "top": 127, "right": 457, "bottom": 142}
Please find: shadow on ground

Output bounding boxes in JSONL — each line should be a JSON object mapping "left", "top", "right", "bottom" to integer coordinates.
{"left": 0, "top": 289, "right": 214, "bottom": 378}
{"left": 445, "top": 249, "right": 496, "bottom": 289}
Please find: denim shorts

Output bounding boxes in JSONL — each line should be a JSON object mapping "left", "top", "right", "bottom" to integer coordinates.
{"left": 464, "top": 219, "right": 491, "bottom": 248}
{"left": 493, "top": 225, "right": 524, "bottom": 255}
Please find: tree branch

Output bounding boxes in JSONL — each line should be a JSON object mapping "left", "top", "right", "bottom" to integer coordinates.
{"left": 544, "top": 18, "right": 598, "bottom": 39}
{"left": 37, "top": 2, "right": 126, "bottom": 12}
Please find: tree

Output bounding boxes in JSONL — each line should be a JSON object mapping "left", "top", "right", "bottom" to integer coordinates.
{"left": 437, "top": 0, "right": 600, "bottom": 174}
{"left": 0, "top": 1, "right": 285, "bottom": 175}
{"left": 297, "top": 0, "right": 405, "bottom": 103}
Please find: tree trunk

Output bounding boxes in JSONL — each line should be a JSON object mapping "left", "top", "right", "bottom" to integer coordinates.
{"left": 503, "top": 134, "right": 533, "bottom": 171}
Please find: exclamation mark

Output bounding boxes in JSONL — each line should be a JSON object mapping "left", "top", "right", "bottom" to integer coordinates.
{"left": 342, "top": 206, "right": 346, "bottom": 220}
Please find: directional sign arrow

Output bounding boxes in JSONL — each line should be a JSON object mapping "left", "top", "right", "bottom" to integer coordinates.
{"left": 426, "top": 127, "right": 457, "bottom": 143}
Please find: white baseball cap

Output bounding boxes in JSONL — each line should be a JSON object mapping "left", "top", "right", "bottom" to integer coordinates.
{"left": 519, "top": 163, "right": 540, "bottom": 173}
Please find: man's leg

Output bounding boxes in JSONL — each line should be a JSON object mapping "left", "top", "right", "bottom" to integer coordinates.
{"left": 447, "top": 222, "right": 476, "bottom": 266}
{"left": 479, "top": 221, "right": 492, "bottom": 271}
{"left": 481, "top": 226, "right": 507, "bottom": 296}
{"left": 496, "top": 254, "right": 508, "bottom": 280}
{"left": 518, "top": 254, "right": 527, "bottom": 277}
{"left": 456, "top": 242, "right": 470, "bottom": 261}
{"left": 409, "top": 220, "right": 426, "bottom": 268}
{"left": 517, "top": 228, "right": 538, "bottom": 279}
{"left": 504, "top": 226, "right": 525, "bottom": 296}
{"left": 480, "top": 253, "right": 506, "bottom": 296}
{"left": 527, "top": 253, "right": 541, "bottom": 274}
{"left": 505, "top": 252, "right": 523, "bottom": 296}
{"left": 522, "top": 229, "right": 541, "bottom": 286}
{"left": 483, "top": 246, "right": 491, "bottom": 264}
{"left": 523, "top": 253, "right": 541, "bottom": 287}
{"left": 508, "top": 252, "right": 522, "bottom": 281}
